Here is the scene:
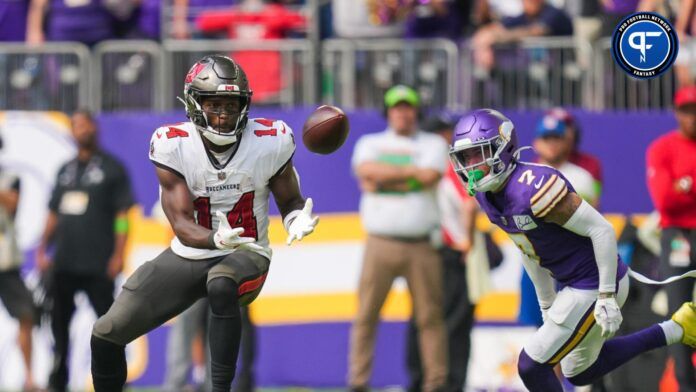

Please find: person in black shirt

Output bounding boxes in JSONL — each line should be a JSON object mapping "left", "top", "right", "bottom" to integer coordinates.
{"left": 36, "top": 109, "right": 134, "bottom": 392}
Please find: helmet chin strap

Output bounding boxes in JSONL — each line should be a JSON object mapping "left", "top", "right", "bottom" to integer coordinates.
{"left": 513, "top": 146, "right": 533, "bottom": 160}
{"left": 182, "top": 96, "right": 241, "bottom": 147}
{"left": 201, "top": 128, "right": 237, "bottom": 146}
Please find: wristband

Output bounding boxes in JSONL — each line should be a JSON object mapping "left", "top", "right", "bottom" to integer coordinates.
{"left": 114, "top": 217, "right": 129, "bottom": 234}
{"left": 598, "top": 292, "right": 616, "bottom": 299}
{"left": 207, "top": 231, "right": 217, "bottom": 249}
{"left": 283, "top": 210, "right": 301, "bottom": 232}
{"left": 406, "top": 178, "right": 423, "bottom": 191}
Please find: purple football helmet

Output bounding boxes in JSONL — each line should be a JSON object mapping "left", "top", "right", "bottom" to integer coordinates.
{"left": 449, "top": 109, "right": 519, "bottom": 194}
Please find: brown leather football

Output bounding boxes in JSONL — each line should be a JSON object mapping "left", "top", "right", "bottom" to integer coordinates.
{"left": 302, "top": 105, "right": 350, "bottom": 154}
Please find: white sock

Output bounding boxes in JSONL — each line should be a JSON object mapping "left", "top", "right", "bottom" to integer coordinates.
{"left": 659, "top": 320, "right": 684, "bottom": 345}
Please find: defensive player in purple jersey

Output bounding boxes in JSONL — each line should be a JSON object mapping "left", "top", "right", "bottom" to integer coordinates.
{"left": 449, "top": 108, "right": 696, "bottom": 391}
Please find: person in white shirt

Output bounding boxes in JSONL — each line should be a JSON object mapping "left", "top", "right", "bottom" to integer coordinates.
{"left": 349, "top": 85, "right": 449, "bottom": 392}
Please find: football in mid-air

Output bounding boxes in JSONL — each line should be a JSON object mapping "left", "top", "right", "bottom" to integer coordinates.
{"left": 302, "top": 105, "right": 350, "bottom": 155}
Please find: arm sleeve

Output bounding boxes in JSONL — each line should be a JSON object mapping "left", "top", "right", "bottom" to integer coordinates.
{"left": 520, "top": 254, "right": 556, "bottom": 309}
{"left": 562, "top": 199, "right": 618, "bottom": 293}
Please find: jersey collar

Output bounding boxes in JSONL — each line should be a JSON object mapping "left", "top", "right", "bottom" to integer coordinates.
{"left": 198, "top": 130, "right": 243, "bottom": 171}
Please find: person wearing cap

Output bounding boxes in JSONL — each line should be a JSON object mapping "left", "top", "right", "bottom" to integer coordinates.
{"left": 349, "top": 85, "right": 449, "bottom": 392}
{"left": 647, "top": 85, "right": 696, "bottom": 391}
{"left": 544, "top": 108, "right": 603, "bottom": 198}
{"left": 534, "top": 113, "right": 599, "bottom": 207}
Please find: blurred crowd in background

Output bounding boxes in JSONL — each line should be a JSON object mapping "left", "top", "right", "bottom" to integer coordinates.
{"left": 1, "top": 0, "right": 695, "bottom": 112}
{"left": 0, "top": 0, "right": 686, "bottom": 47}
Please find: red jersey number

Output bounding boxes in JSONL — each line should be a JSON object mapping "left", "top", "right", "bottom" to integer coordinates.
{"left": 226, "top": 191, "right": 258, "bottom": 239}
{"left": 166, "top": 127, "right": 189, "bottom": 139}
{"left": 193, "top": 192, "right": 258, "bottom": 240}
{"left": 253, "top": 118, "right": 277, "bottom": 137}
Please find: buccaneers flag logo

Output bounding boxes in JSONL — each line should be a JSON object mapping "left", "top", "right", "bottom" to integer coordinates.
{"left": 185, "top": 62, "right": 207, "bottom": 84}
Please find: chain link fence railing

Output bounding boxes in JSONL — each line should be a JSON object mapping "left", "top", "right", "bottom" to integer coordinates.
{"left": 0, "top": 43, "right": 90, "bottom": 112}
{"left": 594, "top": 37, "right": 676, "bottom": 111}
{"left": 163, "top": 39, "right": 316, "bottom": 109}
{"left": 462, "top": 37, "right": 591, "bottom": 110}
{"left": 322, "top": 38, "right": 458, "bottom": 110}
{"left": 93, "top": 40, "right": 165, "bottom": 112}
{"left": 0, "top": 37, "right": 685, "bottom": 112}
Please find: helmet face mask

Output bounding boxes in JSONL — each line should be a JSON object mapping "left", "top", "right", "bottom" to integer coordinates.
{"left": 450, "top": 137, "right": 510, "bottom": 195}
{"left": 450, "top": 142, "right": 493, "bottom": 177}
{"left": 199, "top": 95, "right": 248, "bottom": 134}
{"left": 181, "top": 55, "right": 253, "bottom": 146}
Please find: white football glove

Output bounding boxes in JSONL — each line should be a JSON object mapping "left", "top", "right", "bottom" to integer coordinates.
{"left": 213, "top": 211, "right": 263, "bottom": 252}
{"left": 594, "top": 295, "right": 622, "bottom": 338}
{"left": 285, "top": 198, "right": 319, "bottom": 245}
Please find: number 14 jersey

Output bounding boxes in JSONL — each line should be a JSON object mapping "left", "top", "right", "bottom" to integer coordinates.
{"left": 149, "top": 119, "right": 295, "bottom": 260}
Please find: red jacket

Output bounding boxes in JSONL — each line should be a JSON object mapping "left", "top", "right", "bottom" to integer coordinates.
{"left": 196, "top": 5, "right": 305, "bottom": 101}
{"left": 196, "top": 5, "right": 305, "bottom": 40}
{"left": 646, "top": 131, "right": 696, "bottom": 228}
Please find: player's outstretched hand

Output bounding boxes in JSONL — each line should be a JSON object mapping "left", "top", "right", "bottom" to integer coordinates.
{"left": 594, "top": 296, "right": 622, "bottom": 338}
{"left": 287, "top": 198, "right": 319, "bottom": 245}
{"left": 214, "top": 211, "right": 264, "bottom": 252}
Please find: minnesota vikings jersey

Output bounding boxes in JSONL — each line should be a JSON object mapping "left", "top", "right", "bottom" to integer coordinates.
{"left": 149, "top": 118, "right": 295, "bottom": 260}
{"left": 475, "top": 162, "right": 627, "bottom": 289}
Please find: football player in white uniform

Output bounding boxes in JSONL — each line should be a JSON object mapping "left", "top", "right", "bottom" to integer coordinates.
{"left": 90, "top": 55, "right": 318, "bottom": 392}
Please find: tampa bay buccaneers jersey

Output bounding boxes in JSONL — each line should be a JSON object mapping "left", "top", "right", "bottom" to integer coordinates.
{"left": 149, "top": 118, "right": 295, "bottom": 260}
